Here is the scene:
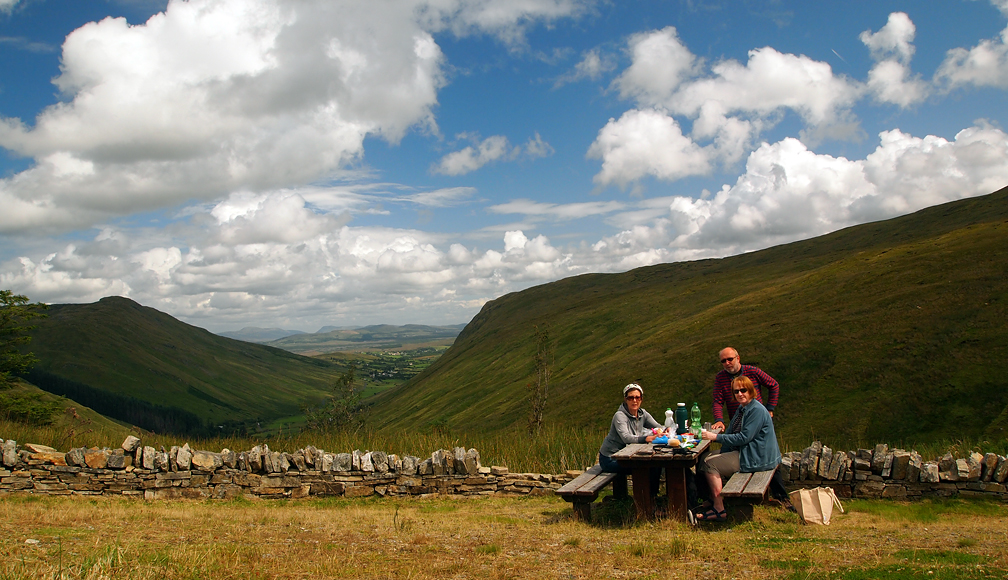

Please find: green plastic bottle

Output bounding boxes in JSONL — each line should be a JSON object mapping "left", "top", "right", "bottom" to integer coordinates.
{"left": 690, "top": 402, "right": 702, "bottom": 438}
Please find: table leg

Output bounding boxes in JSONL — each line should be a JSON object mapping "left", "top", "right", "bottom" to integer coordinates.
{"left": 631, "top": 466, "right": 655, "bottom": 520}
{"left": 666, "top": 466, "right": 688, "bottom": 520}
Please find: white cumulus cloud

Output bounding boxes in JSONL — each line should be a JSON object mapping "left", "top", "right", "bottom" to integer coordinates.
{"left": 935, "top": 0, "right": 1008, "bottom": 89}
{"left": 0, "top": 0, "right": 583, "bottom": 234}
{"left": 433, "top": 132, "right": 553, "bottom": 175}
{"left": 554, "top": 48, "right": 616, "bottom": 88}
{"left": 587, "top": 108, "right": 710, "bottom": 187}
{"left": 861, "top": 12, "right": 928, "bottom": 107}
{"left": 590, "top": 28, "right": 863, "bottom": 187}
{"left": 434, "top": 135, "right": 513, "bottom": 175}
{"left": 662, "top": 124, "right": 1008, "bottom": 255}
{"left": 614, "top": 26, "right": 699, "bottom": 106}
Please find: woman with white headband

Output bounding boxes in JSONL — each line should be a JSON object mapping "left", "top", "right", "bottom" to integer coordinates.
{"left": 598, "top": 383, "right": 664, "bottom": 497}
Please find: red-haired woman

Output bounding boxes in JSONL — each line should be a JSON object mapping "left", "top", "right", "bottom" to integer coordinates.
{"left": 695, "top": 375, "right": 781, "bottom": 522}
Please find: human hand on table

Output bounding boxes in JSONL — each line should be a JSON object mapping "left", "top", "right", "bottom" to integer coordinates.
{"left": 711, "top": 421, "right": 724, "bottom": 431}
{"left": 700, "top": 429, "right": 718, "bottom": 441}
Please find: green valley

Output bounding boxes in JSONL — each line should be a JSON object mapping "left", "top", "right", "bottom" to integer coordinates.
{"left": 13, "top": 187, "right": 1008, "bottom": 448}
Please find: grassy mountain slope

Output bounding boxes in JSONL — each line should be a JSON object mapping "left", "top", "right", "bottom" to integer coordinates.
{"left": 368, "top": 187, "right": 1008, "bottom": 447}
{"left": 1, "top": 377, "right": 131, "bottom": 438}
{"left": 25, "top": 297, "right": 341, "bottom": 434}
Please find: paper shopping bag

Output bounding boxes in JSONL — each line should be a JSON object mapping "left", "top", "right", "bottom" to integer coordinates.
{"left": 789, "top": 486, "right": 844, "bottom": 525}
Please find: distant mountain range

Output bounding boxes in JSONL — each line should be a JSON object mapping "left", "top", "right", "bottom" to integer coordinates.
{"left": 264, "top": 324, "right": 467, "bottom": 355}
{"left": 217, "top": 327, "right": 308, "bottom": 343}
{"left": 368, "top": 186, "right": 1008, "bottom": 447}
{"left": 217, "top": 324, "right": 464, "bottom": 354}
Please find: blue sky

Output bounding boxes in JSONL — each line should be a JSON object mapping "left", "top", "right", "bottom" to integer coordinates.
{"left": 1, "top": 0, "right": 1007, "bottom": 333}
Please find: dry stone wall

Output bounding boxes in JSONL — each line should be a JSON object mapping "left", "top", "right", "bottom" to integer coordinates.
{"left": 0, "top": 437, "right": 567, "bottom": 500}
{"left": 781, "top": 441, "right": 1008, "bottom": 500}
{"left": 3, "top": 437, "right": 1007, "bottom": 502}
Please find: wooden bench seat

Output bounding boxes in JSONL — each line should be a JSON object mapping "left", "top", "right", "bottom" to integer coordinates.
{"left": 721, "top": 467, "right": 776, "bottom": 520}
{"left": 556, "top": 465, "right": 627, "bottom": 521}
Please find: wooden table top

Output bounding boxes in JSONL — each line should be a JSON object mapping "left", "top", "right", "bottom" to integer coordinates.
{"left": 611, "top": 438, "right": 712, "bottom": 463}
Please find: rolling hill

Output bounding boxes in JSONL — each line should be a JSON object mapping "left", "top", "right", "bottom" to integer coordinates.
{"left": 367, "top": 186, "right": 1008, "bottom": 447}
{"left": 23, "top": 296, "right": 343, "bottom": 435}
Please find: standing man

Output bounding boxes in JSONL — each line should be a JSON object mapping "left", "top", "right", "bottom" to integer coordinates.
{"left": 710, "top": 347, "right": 779, "bottom": 431}
{"left": 703, "top": 347, "right": 791, "bottom": 510}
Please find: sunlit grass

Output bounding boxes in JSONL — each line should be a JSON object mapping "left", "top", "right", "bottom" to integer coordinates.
{"left": 1, "top": 494, "right": 1003, "bottom": 580}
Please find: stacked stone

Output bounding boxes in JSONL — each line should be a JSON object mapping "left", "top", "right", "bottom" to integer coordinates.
{"left": 779, "top": 441, "right": 1008, "bottom": 500}
{"left": 0, "top": 437, "right": 570, "bottom": 500}
{"left": 12, "top": 434, "right": 1001, "bottom": 502}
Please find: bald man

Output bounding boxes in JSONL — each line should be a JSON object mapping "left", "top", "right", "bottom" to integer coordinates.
{"left": 710, "top": 347, "right": 779, "bottom": 431}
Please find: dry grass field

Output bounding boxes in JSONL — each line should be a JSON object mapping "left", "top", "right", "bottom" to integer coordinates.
{"left": 1, "top": 493, "right": 1006, "bottom": 579}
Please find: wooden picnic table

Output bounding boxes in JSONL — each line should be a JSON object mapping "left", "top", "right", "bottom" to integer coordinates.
{"left": 612, "top": 437, "right": 712, "bottom": 521}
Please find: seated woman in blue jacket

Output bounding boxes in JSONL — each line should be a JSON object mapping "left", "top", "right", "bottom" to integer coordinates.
{"left": 695, "top": 375, "right": 781, "bottom": 522}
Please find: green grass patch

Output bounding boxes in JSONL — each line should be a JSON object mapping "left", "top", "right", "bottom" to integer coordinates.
{"left": 844, "top": 498, "right": 1008, "bottom": 522}
{"left": 761, "top": 558, "right": 813, "bottom": 570}
{"left": 895, "top": 549, "right": 983, "bottom": 565}
{"left": 753, "top": 536, "right": 828, "bottom": 549}
{"left": 780, "top": 564, "right": 1005, "bottom": 580}
{"left": 417, "top": 503, "right": 459, "bottom": 514}
{"left": 475, "top": 543, "right": 500, "bottom": 555}
{"left": 478, "top": 515, "right": 525, "bottom": 525}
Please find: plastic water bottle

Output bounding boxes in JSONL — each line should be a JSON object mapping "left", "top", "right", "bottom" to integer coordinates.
{"left": 675, "top": 403, "right": 688, "bottom": 435}
{"left": 664, "top": 408, "right": 675, "bottom": 431}
{"left": 690, "top": 402, "right": 702, "bottom": 438}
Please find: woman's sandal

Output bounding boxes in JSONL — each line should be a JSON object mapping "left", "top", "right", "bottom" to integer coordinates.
{"left": 694, "top": 508, "right": 727, "bottom": 522}
{"left": 692, "top": 500, "right": 713, "bottom": 514}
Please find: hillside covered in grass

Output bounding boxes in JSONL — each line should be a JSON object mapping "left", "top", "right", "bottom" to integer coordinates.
{"left": 368, "top": 187, "right": 1008, "bottom": 448}
{"left": 23, "top": 297, "right": 343, "bottom": 435}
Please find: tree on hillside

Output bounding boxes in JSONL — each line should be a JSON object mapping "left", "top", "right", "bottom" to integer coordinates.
{"left": 0, "top": 290, "right": 48, "bottom": 387}
{"left": 304, "top": 363, "right": 363, "bottom": 432}
{"left": 527, "top": 324, "right": 554, "bottom": 435}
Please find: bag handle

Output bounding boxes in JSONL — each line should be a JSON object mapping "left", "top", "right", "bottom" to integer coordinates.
{"left": 823, "top": 486, "right": 844, "bottom": 514}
